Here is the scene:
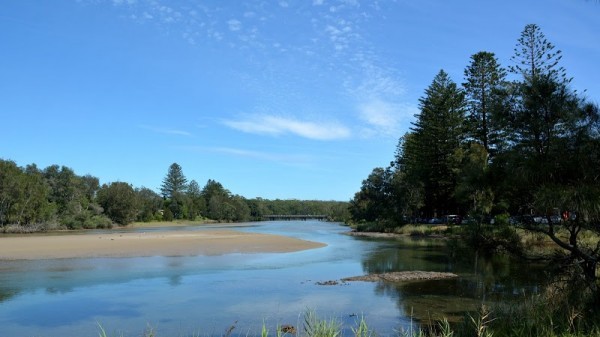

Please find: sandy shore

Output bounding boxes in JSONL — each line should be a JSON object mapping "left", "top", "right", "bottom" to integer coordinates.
{"left": 0, "top": 229, "right": 326, "bottom": 260}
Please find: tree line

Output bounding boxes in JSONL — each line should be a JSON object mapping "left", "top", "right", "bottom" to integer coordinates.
{"left": 349, "top": 24, "right": 600, "bottom": 291}
{"left": 0, "top": 161, "right": 349, "bottom": 231}
{"left": 156, "top": 163, "right": 349, "bottom": 223}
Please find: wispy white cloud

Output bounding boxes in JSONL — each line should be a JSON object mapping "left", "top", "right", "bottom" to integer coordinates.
{"left": 139, "top": 125, "right": 193, "bottom": 137}
{"left": 358, "top": 99, "right": 417, "bottom": 138}
{"left": 324, "top": 22, "right": 353, "bottom": 51}
{"left": 222, "top": 115, "right": 350, "bottom": 141}
{"left": 348, "top": 61, "right": 406, "bottom": 99}
{"left": 213, "top": 147, "right": 310, "bottom": 162}
{"left": 112, "top": 0, "right": 136, "bottom": 5}
{"left": 227, "top": 19, "right": 242, "bottom": 32}
{"left": 93, "top": 0, "right": 413, "bottom": 141}
{"left": 184, "top": 146, "right": 315, "bottom": 167}
{"left": 344, "top": 60, "right": 413, "bottom": 139}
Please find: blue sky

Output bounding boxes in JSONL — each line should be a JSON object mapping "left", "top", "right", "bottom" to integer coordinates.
{"left": 1, "top": 0, "right": 598, "bottom": 201}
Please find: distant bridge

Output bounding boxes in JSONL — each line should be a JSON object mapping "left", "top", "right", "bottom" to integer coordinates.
{"left": 262, "top": 214, "right": 329, "bottom": 221}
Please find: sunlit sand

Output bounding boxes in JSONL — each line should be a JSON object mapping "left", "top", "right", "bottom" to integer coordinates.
{"left": 0, "top": 230, "right": 326, "bottom": 260}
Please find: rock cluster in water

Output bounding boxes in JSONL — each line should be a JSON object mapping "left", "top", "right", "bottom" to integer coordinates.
{"left": 314, "top": 271, "right": 458, "bottom": 286}
{"left": 342, "top": 271, "right": 458, "bottom": 282}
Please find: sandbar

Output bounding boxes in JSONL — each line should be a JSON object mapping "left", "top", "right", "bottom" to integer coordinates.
{"left": 0, "top": 229, "right": 327, "bottom": 260}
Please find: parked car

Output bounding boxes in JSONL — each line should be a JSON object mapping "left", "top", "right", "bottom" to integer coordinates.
{"left": 445, "top": 215, "right": 461, "bottom": 225}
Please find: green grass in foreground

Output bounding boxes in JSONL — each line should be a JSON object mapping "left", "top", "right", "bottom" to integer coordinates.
{"left": 97, "top": 304, "right": 600, "bottom": 337}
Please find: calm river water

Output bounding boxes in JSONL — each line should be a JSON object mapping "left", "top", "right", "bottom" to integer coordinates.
{"left": 0, "top": 221, "right": 546, "bottom": 337}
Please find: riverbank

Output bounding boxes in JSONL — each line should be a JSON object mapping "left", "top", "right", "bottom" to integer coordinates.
{"left": 0, "top": 229, "right": 326, "bottom": 260}
{"left": 0, "top": 219, "right": 235, "bottom": 233}
{"left": 346, "top": 224, "right": 451, "bottom": 239}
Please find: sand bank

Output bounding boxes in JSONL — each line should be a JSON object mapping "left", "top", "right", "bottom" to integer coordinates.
{"left": 0, "top": 229, "right": 326, "bottom": 260}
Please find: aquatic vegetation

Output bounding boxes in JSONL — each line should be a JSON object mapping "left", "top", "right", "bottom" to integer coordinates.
{"left": 351, "top": 316, "right": 376, "bottom": 337}
{"left": 94, "top": 304, "right": 600, "bottom": 337}
{"left": 303, "top": 310, "right": 341, "bottom": 337}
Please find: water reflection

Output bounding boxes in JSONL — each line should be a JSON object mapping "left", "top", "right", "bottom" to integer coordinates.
{"left": 0, "top": 222, "right": 548, "bottom": 336}
{"left": 8, "top": 296, "right": 140, "bottom": 327}
{"left": 355, "top": 236, "right": 547, "bottom": 322}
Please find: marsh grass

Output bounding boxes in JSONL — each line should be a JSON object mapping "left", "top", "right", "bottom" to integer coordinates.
{"left": 352, "top": 222, "right": 452, "bottom": 237}
{"left": 97, "top": 323, "right": 123, "bottom": 337}
{"left": 350, "top": 316, "right": 376, "bottom": 337}
{"left": 394, "top": 225, "right": 449, "bottom": 236}
{"left": 467, "top": 305, "right": 494, "bottom": 337}
{"left": 95, "top": 302, "right": 600, "bottom": 337}
{"left": 303, "top": 310, "right": 341, "bottom": 337}
{"left": 97, "top": 323, "right": 156, "bottom": 337}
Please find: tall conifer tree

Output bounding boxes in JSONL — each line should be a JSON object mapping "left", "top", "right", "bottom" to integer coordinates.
{"left": 160, "top": 163, "right": 188, "bottom": 199}
{"left": 510, "top": 23, "right": 567, "bottom": 83}
{"left": 463, "top": 51, "right": 507, "bottom": 156}
{"left": 410, "top": 70, "right": 466, "bottom": 217}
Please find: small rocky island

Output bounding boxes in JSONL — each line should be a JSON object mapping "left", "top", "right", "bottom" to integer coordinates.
{"left": 315, "top": 271, "right": 458, "bottom": 286}
{"left": 342, "top": 271, "right": 458, "bottom": 282}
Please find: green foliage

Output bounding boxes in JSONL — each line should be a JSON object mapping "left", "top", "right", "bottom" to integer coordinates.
{"left": 252, "top": 198, "right": 349, "bottom": 222}
{"left": 410, "top": 70, "right": 467, "bottom": 218}
{"left": 0, "top": 160, "right": 55, "bottom": 226}
{"left": 42, "top": 165, "right": 107, "bottom": 229}
{"left": 303, "top": 310, "right": 341, "bottom": 337}
{"left": 349, "top": 167, "right": 395, "bottom": 223}
{"left": 487, "top": 288, "right": 600, "bottom": 337}
{"left": 0, "top": 160, "right": 115, "bottom": 229}
{"left": 157, "top": 163, "right": 192, "bottom": 220}
{"left": 164, "top": 192, "right": 189, "bottom": 220}
{"left": 162, "top": 207, "right": 174, "bottom": 221}
{"left": 401, "top": 224, "right": 449, "bottom": 236}
{"left": 509, "top": 23, "right": 567, "bottom": 82}
{"left": 135, "top": 187, "right": 163, "bottom": 222}
{"left": 159, "top": 163, "right": 187, "bottom": 199}
{"left": 202, "top": 179, "right": 232, "bottom": 221}
{"left": 353, "top": 221, "right": 396, "bottom": 233}
{"left": 467, "top": 305, "right": 495, "bottom": 337}
{"left": 350, "top": 23, "right": 600, "bottom": 296}
{"left": 246, "top": 198, "right": 269, "bottom": 220}
{"left": 185, "top": 179, "right": 205, "bottom": 220}
{"left": 97, "top": 182, "right": 138, "bottom": 226}
{"left": 1, "top": 158, "right": 348, "bottom": 230}
{"left": 96, "top": 306, "right": 600, "bottom": 337}
{"left": 351, "top": 70, "right": 468, "bottom": 224}
{"left": 391, "top": 134, "right": 425, "bottom": 221}
{"left": 452, "top": 143, "right": 493, "bottom": 216}
{"left": 463, "top": 51, "right": 507, "bottom": 155}
{"left": 351, "top": 316, "right": 376, "bottom": 337}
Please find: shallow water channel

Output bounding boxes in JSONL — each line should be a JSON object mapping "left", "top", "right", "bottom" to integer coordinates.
{"left": 0, "top": 221, "right": 546, "bottom": 336}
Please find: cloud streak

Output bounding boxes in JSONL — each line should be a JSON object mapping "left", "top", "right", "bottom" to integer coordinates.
{"left": 227, "top": 19, "right": 242, "bottom": 32}
{"left": 184, "top": 146, "right": 315, "bottom": 167}
{"left": 96, "top": 0, "right": 415, "bottom": 140}
{"left": 222, "top": 115, "right": 350, "bottom": 141}
{"left": 139, "top": 125, "right": 193, "bottom": 137}
{"left": 358, "top": 99, "right": 417, "bottom": 138}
